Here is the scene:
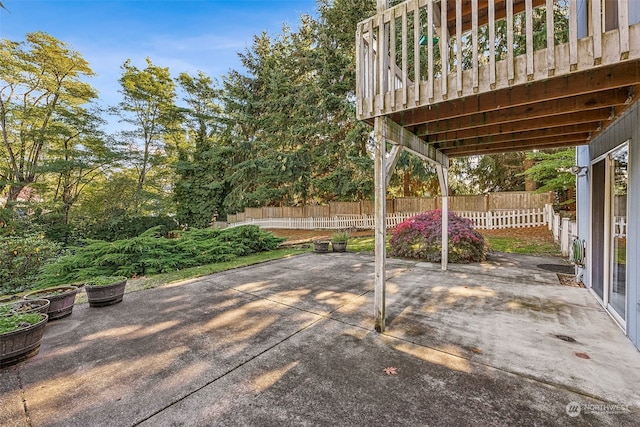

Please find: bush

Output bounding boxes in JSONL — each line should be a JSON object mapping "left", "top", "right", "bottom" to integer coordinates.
{"left": 0, "top": 234, "right": 62, "bottom": 295}
{"left": 80, "top": 215, "right": 179, "bottom": 242}
{"left": 389, "top": 210, "right": 486, "bottom": 263}
{"left": 37, "top": 225, "right": 284, "bottom": 286}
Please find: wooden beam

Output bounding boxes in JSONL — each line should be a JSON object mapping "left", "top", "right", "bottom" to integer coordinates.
{"left": 385, "top": 144, "right": 403, "bottom": 188}
{"left": 416, "top": 108, "right": 613, "bottom": 140}
{"left": 433, "top": 123, "right": 595, "bottom": 148}
{"left": 392, "top": 61, "right": 640, "bottom": 127}
{"left": 383, "top": 117, "right": 450, "bottom": 168}
{"left": 414, "top": 87, "right": 631, "bottom": 135}
{"left": 447, "top": 139, "right": 589, "bottom": 156}
{"left": 441, "top": 134, "right": 590, "bottom": 155}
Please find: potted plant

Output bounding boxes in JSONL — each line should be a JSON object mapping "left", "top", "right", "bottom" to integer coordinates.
{"left": 331, "top": 230, "right": 350, "bottom": 252}
{"left": 313, "top": 240, "right": 330, "bottom": 253}
{"left": 0, "top": 299, "right": 50, "bottom": 317}
{"left": 1, "top": 312, "right": 48, "bottom": 367}
{"left": 24, "top": 286, "right": 78, "bottom": 320}
{"left": 84, "top": 276, "right": 127, "bottom": 307}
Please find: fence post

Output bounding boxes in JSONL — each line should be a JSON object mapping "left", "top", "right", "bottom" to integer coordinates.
{"left": 561, "top": 217, "right": 570, "bottom": 256}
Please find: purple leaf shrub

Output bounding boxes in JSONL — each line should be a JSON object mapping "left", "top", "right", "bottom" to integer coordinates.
{"left": 389, "top": 210, "right": 487, "bottom": 262}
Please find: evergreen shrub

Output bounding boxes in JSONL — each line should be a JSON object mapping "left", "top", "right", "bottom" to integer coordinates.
{"left": 82, "top": 215, "right": 179, "bottom": 241}
{"left": 38, "top": 225, "right": 283, "bottom": 286}
{"left": 389, "top": 210, "right": 486, "bottom": 263}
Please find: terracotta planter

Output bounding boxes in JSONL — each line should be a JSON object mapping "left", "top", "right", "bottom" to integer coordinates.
{"left": 331, "top": 241, "right": 348, "bottom": 252}
{"left": 0, "top": 299, "right": 50, "bottom": 317}
{"left": 313, "top": 240, "right": 330, "bottom": 253}
{"left": 85, "top": 279, "right": 127, "bottom": 307}
{"left": 1, "top": 313, "right": 48, "bottom": 368}
{"left": 24, "top": 286, "right": 78, "bottom": 320}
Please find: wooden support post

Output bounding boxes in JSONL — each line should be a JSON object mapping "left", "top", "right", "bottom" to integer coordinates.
{"left": 569, "top": 0, "right": 577, "bottom": 70}
{"left": 525, "top": 0, "right": 534, "bottom": 79}
{"left": 591, "top": 0, "right": 602, "bottom": 64}
{"left": 385, "top": 144, "right": 403, "bottom": 188}
{"left": 456, "top": 0, "right": 462, "bottom": 95}
{"left": 507, "top": 0, "right": 514, "bottom": 83}
{"left": 437, "top": 164, "right": 449, "bottom": 271}
{"left": 618, "top": 0, "right": 629, "bottom": 59}
{"left": 374, "top": 117, "right": 387, "bottom": 332}
{"left": 545, "top": 0, "right": 555, "bottom": 76}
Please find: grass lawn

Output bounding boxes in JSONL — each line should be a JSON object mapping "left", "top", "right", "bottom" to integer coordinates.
{"left": 345, "top": 226, "right": 561, "bottom": 257}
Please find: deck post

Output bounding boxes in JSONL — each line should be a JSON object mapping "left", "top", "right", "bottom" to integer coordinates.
{"left": 437, "top": 164, "right": 449, "bottom": 271}
{"left": 374, "top": 116, "right": 387, "bottom": 332}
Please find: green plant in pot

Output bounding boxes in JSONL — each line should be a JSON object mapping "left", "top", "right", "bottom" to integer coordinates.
{"left": 1, "top": 312, "right": 48, "bottom": 367}
{"left": 0, "top": 299, "right": 50, "bottom": 317}
{"left": 24, "top": 286, "right": 78, "bottom": 320}
{"left": 331, "top": 230, "right": 350, "bottom": 253}
{"left": 84, "top": 276, "right": 128, "bottom": 307}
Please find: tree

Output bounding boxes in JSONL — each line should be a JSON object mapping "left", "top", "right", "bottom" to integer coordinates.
{"left": 174, "top": 71, "right": 231, "bottom": 226}
{"left": 40, "top": 106, "right": 122, "bottom": 241}
{"left": 112, "top": 58, "right": 179, "bottom": 215}
{"left": 522, "top": 148, "right": 575, "bottom": 194}
{"left": 0, "top": 32, "right": 97, "bottom": 207}
{"left": 458, "top": 153, "right": 527, "bottom": 193}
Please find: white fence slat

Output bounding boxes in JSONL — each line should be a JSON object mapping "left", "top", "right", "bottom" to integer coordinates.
{"left": 229, "top": 208, "right": 550, "bottom": 231}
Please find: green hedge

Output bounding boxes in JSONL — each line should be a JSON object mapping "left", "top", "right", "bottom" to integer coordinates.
{"left": 38, "top": 225, "right": 284, "bottom": 286}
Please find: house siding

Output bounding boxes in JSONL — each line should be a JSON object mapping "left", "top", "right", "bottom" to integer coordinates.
{"left": 585, "top": 99, "right": 640, "bottom": 349}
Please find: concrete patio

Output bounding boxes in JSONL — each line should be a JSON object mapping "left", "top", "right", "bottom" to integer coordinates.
{"left": 1, "top": 251, "right": 639, "bottom": 426}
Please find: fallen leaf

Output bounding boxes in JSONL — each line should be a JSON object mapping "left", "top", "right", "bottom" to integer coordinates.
{"left": 472, "top": 348, "right": 483, "bottom": 354}
{"left": 383, "top": 366, "right": 398, "bottom": 375}
{"left": 575, "top": 352, "right": 591, "bottom": 359}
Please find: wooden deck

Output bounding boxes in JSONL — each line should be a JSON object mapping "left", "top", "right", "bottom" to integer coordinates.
{"left": 356, "top": 0, "right": 640, "bottom": 157}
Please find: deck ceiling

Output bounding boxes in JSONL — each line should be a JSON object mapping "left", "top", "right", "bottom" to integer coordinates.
{"left": 380, "top": 60, "right": 640, "bottom": 157}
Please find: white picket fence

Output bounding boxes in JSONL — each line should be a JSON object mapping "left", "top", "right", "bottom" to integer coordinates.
{"left": 228, "top": 208, "right": 548, "bottom": 231}
{"left": 545, "top": 205, "right": 627, "bottom": 256}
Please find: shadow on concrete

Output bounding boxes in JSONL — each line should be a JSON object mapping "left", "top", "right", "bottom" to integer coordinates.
{"left": 1, "top": 252, "right": 639, "bottom": 426}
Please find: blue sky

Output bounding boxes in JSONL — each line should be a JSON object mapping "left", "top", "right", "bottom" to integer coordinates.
{"left": 0, "top": 0, "right": 318, "bottom": 109}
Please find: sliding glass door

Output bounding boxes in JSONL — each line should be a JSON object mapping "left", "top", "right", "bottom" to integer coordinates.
{"left": 608, "top": 145, "right": 628, "bottom": 323}
{"left": 591, "top": 143, "right": 628, "bottom": 328}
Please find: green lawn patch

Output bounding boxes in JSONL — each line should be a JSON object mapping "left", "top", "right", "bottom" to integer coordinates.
{"left": 350, "top": 235, "right": 561, "bottom": 257}
{"left": 484, "top": 237, "right": 561, "bottom": 256}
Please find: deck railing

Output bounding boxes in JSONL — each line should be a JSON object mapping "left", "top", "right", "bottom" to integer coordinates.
{"left": 356, "top": 0, "right": 638, "bottom": 120}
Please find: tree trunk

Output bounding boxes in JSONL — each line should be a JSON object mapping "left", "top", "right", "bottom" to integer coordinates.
{"left": 524, "top": 159, "right": 536, "bottom": 192}
{"left": 4, "top": 183, "right": 26, "bottom": 208}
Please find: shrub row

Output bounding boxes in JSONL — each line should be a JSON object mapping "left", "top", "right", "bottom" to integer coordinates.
{"left": 38, "top": 225, "right": 283, "bottom": 286}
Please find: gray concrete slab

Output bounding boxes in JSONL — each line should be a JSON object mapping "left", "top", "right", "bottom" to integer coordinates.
{"left": 1, "top": 252, "right": 639, "bottom": 426}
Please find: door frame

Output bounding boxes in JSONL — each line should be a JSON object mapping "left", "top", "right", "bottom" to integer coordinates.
{"left": 590, "top": 141, "right": 629, "bottom": 330}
